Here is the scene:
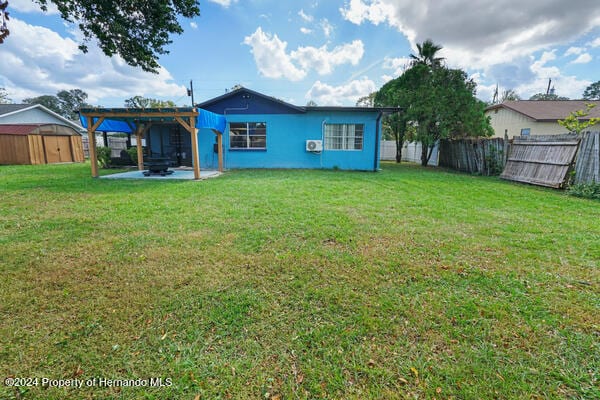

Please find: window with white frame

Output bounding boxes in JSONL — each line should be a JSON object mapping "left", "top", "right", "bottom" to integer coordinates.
{"left": 229, "top": 122, "right": 267, "bottom": 149}
{"left": 324, "top": 123, "right": 364, "bottom": 150}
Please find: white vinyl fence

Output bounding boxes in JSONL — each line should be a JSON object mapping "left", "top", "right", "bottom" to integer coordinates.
{"left": 380, "top": 140, "right": 439, "bottom": 166}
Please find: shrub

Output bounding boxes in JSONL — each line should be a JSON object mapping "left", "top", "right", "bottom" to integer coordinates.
{"left": 96, "top": 146, "right": 111, "bottom": 168}
{"left": 127, "top": 146, "right": 139, "bottom": 164}
{"left": 567, "top": 182, "right": 600, "bottom": 200}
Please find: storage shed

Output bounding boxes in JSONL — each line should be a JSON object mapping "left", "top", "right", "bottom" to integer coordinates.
{"left": 0, "top": 124, "right": 85, "bottom": 165}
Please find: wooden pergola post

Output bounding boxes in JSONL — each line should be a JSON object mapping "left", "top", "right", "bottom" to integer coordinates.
{"left": 213, "top": 129, "right": 224, "bottom": 172}
{"left": 190, "top": 117, "right": 201, "bottom": 179}
{"left": 86, "top": 116, "right": 100, "bottom": 178}
{"left": 135, "top": 124, "right": 144, "bottom": 171}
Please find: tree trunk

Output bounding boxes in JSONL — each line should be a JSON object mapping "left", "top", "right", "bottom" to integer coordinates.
{"left": 395, "top": 137, "right": 403, "bottom": 163}
{"left": 420, "top": 143, "right": 428, "bottom": 166}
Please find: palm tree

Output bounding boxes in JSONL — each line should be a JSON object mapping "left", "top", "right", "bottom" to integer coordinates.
{"left": 409, "top": 39, "right": 444, "bottom": 68}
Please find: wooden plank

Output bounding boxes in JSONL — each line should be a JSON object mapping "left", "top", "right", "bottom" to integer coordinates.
{"left": 28, "top": 135, "right": 44, "bottom": 164}
{"left": 136, "top": 124, "right": 144, "bottom": 171}
{"left": 512, "top": 141, "right": 579, "bottom": 146}
{"left": 506, "top": 158, "right": 571, "bottom": 166}
{"left": 87, "top": 117, "right": 99, "bottom": 178}
{"left": 189, "top": 118, "right": 200, "bottom": 179}
{"left": 81, "top": 111, "right": 198, "bottom": 119}
{"left": 216, "top": 131, "right": 224, "bottom": 172}
{"left": 70, "top": 136, "right": 85, "bottom": 162}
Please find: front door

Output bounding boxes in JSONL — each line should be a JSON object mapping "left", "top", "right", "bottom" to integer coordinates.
{"left": 44, "top": 136, "right": 73, "bottom": 163}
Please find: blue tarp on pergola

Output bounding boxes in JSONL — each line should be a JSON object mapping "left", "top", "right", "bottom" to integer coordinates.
{"left": 79, "top": 108, "right": 226, "bottom": 133}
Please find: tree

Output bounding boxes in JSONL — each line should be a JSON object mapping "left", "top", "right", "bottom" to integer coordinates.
{"left": 24, "top": 89, "right": 92, "bottom": 119}
{"left": 529, "top": 93, "right": 569, "bottom": 100}
{"left": 23, "top": 95, "right": 63, "bottom": 115}
{"left": 124, "top": 96, "right": 176, "bottom": 108}
{"left": 3, "top": 1, "right": 200, "bottom": 73}
{"left": 356, "top": 92, "right": 376, "bottom": 107}
{"left": 57, "top": 89, "right": 92, "bottom": 119}
{"left": 306, "top": 100, "right": 318, "bottom": 106}
{"left": 376, "top": 63, "right": 493, "bottom": 166}
{"left": 558, "top": 103, "right": 600, "bottom": 134}
{"left": 582, "top": 81, "right": 600, "bottom": 100}
{"left": 409, "top": 39, "right": 444, "bottom": 68}
{"left": 0, "top": 87, "right": 11, "bottom": 104}
{"left": 501, "top": 89, "right": 521, "bottom": 102}
{"left": 0, "top": 0, "right": 8, "bottom": 44}
{"left": 375, "top": 80, "right": 412, "bottom": 163}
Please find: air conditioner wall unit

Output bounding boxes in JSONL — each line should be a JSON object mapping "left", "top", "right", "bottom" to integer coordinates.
{"left": 306, "top": 139, "right": 323, "bottom": 152}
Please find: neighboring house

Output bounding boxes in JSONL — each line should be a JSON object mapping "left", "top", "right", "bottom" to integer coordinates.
{"left": 485, "top": 100, "right": 600, "bottom": 138}
{"left": 0, "top": 104, "right": 84, "bottom": 132}
{"left": 184, "top": 87, "right": 392, "bottom": 171}
{"left": 0, "top": 104, "right": 85, "bottom": 165}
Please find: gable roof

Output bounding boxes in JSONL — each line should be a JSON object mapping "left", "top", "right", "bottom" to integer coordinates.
{"left": 197, "top": 87, "right": 306, "bottom": 114}
{"left": 0, "top": 103, "right": 84, "bottom": 131}
{"left": 0, "top": 104, "right": 32, "bottom": 116}
{"left": 486, "top": 100, "right": 600, "bottom": 122}
{"left": 198, "top": 86, "right": 400, "bottom": 115}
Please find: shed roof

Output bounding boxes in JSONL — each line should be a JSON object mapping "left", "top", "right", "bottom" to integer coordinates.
{"left": 0, "top": 123, "right": 82, "bottom": 136}
{"left": 0, "top": 124, "right": 42, "bottom": 135}
{"left": 486, "top": 100, "right": 600, "bottom": 122}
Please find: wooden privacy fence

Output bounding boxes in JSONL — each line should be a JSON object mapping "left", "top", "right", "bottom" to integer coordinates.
{"left": 574, "top": 131, "right": 600, "bottom": 184}
{"left": 438, "top": 137, "right": 505, "bottom": 175}
{"left": 500, "top": 134, "right": 580, "bottom": 188}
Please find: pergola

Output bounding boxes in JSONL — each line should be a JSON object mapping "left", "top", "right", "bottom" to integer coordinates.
{"left": 79, "top": 107, "right": 226, "bottom": 180}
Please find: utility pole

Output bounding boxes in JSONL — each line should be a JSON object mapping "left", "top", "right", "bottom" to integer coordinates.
{"left": 187, "top": 80, "right": 195, "bottom": 107}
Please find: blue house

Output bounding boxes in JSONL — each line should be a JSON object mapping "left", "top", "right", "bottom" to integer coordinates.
{"left": 80, "top": 87, "right": 397, "bottom": 178}
{"left": 186, "top": 87, "right": 392, "bottom": 172}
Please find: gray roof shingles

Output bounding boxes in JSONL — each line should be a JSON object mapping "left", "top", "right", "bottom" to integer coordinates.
{"left": 486, "top": 100, "right": 600, "bottom": 121}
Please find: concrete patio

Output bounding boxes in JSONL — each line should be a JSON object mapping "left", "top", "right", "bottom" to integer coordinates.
{"left": 100, "top": 168, "right": 221, "bottom": 180}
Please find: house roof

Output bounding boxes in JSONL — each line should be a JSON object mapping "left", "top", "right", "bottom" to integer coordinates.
{"left": 0, "top": 103, "right": 85, "bottom": 131}
{"left": 197, "top": 87, "right": 306, "bottom": 113}
{"left": 486, "top": 100, "right": 600, "bottom": 122}
{"left": 197, "top": 87, "right": 401, "bottom": 115}
{"left": 0, "top": 104, "right": 32, "bottom": 116}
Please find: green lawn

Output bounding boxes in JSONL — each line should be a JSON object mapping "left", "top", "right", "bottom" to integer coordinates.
{"left": 0, "top": 162, "right": 598, "bottom": 399}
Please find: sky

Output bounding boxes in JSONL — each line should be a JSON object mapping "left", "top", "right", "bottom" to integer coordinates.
{"left": 1, "top": 0, "right": 599, "bottom": 108}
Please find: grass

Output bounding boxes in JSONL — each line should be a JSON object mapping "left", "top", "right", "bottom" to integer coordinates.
{"left": 0, "top": 162, "right": 598, "bottom": 399}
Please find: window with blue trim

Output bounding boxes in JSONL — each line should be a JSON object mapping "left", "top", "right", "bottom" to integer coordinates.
{"left": 230, "top": 122, "right": 266, "bottom": 149}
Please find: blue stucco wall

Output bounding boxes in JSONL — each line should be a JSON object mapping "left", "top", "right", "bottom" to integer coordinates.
{"left": 195, "top": 110, "right": 381, "bottom": 171}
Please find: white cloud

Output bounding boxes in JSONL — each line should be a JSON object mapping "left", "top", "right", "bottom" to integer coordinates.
{"left": 564, "top": 46, "right": 584, "bottom": 56}
{"left": 8, "top": 0, "right": 59, "bottom": 14}
{"left": 320, "top": 18, "right": 334, "bottom": 38}
{"left": 190, "top": 21, "right": 198, "bottom": 29}
{"left": 306, "top": 77, "right": 377, "bottom": 106}
{"left": 571, "top": 53, "right": 593, "bottom": 64}
{"left": 591, "top": 37, "right": 600, "bottom": 47}
{"left": 243, "top": 27, "right": 307, "bottom": 81}
{"left": 0, "top": 18, "right": 186, "bottom": 105}
{"left": 298, "top": 9, "right": 314, "bottom": 23}
{"left": 291, "top": 40, "right": 364, "bottom": 75}
{"left": 340, "top": 0, "right": 600, "bottom": 71}
{"left": 300, "top": 27, "right": 313, "bottom": 35}
{"left": 382, "top": 56, "right": 411, "bottom": 77}
{"left": 514, "top": 52, "right": 590, "bottom": 99}
{"left": 208, "top": 0, "right": 238, "bottom": 7}
{"left": 243, "top": 27, "right": 364, "bottom": 81}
